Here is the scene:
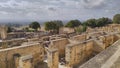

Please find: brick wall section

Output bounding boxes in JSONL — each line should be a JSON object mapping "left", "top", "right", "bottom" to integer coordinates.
{"left": 70, "top": 34, "right": 87, "bottom": 42}
{"left": 18, "top": 55, "right": 33, "bottom": 68}
{"left": 0, "top": 43, "right": 44, "bottom": 68}
{"left": 79, "top": 39, "right": 120, "bottom": 68}
{"left": 65, "top": 40, "right": 93, "bottom": 67}
{"left": 49, "top": 38, "right": 70, "bottom": 57}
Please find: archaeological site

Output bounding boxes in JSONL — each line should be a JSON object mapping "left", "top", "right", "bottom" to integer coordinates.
{"left": 0, "top": 24, "right": 120, "bottom": 68}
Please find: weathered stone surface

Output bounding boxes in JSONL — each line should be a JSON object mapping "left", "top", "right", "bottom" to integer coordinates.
{"left": 0, "top": 26, "right": 8, "bottom": 39}
{"left": 0, "top": 43, "right": 44, "bottom": 68}
{"left": 19, "top": 55, "right": 33, "bottom": 68}
{"left": 49, "top": 38, "right": 70, "bottom": 57}
{"left": 47, "top": 49, "right": 59, "bottom": 68}
{"left": 79, "top": 40, "right": 120, "bottom": 68}
{"left": 70, "top": 34, "right": 86, "bottom": 42}
{"left": 65, "top": 40, "right": 93, "bottom": 67}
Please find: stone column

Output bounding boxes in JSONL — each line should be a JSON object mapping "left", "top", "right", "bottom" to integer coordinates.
{"left": 65, "top": 44, "right": 74, "bottom": 67}
{"left": 18, "top": 55, "right": 33, "bottom": 68}
{"left": 47, "top": 49, "right": 59, "bottom": 68}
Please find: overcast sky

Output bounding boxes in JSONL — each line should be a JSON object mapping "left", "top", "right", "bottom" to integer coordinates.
{"left": 0, "top": 0, "right": 119, "bottom": 22}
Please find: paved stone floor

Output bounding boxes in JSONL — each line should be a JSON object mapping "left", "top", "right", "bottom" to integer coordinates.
{"left": 111, "top": 56, "right": 120, "bottom": 68}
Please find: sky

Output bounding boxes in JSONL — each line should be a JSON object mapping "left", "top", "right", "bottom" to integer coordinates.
{"left": 0, "top": 0, "right": 120, "bottom": 22}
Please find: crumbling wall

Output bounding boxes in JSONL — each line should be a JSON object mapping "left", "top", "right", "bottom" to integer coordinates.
{"left": 7, "top": 32, "right": 25, "bottom": 39}
{"left": 49, "top": 38, "right": 70, "bottom": 57}
{"left": 0, "top": 38, "right": 27, "bottom": 48}
{"left": 65, "top": 40, "right": 93, "bottom": 67}
{"left": 93, "top": 40, "right": 105, "bottom": 53}
{"left": 79, "top": 39, "right": 120, "bottom": 68}
{"left": 47, "top": 49, "right": 59, "bottom": 68}
{"left": 0, "top": 43, "right": 44, "bottom": 68}
{"left": 18, "top": 55, "right": 33, "bottom": 68}
{"left": 0, "top": 26, "right": 8, "bottom": 39}
{"left": 27, "top": 38, "right": 40, "bottom": 42}
{"left": 70, "top": 34, "right": 86, "bottom": 42}
{"left": 100, "top": 34, "right": 115, "bottom": 48}
{"left": 93, "top": 33, "right": 120, "bottom": 53}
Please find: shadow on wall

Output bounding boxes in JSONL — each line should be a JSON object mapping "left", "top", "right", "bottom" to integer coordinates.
{"left": 35, "top": 62, "right": 48, "bottom": 68}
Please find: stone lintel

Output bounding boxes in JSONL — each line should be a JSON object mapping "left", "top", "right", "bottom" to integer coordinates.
{"left": 20, "top": 54, "right": 33, "bottom": 61}
{"left": 47, "top": 49, "right": 58, "bottom": 53}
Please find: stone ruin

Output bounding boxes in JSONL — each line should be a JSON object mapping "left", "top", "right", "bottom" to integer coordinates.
{"left": 0, "top": 24, "right": 120, "bottom": 68}
{"left": 0, "top": 25, "right": 8, "bottom": 39}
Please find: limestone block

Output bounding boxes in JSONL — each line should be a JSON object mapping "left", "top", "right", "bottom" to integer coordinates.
{"left": 47, "top": 49, "right": 59, "bottom": 68}
{"left": 19, "top": 55, "right": 33, "bottom": 68}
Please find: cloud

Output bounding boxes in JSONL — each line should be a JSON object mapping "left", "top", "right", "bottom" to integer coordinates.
{"left": 48, "top": 7, "right": 57, "bottom": 11}
{"left": 0, "top": 0, "right": 119, "bottom": 21}
{"left": 80, "top": 0, "right": 106, "bottom": 9}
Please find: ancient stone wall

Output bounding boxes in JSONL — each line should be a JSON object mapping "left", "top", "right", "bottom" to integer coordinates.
{"left": 79, "top": 39, "right": 120, "bottom": 68}
{"left": 0, "top": 38, "right": 27, "bottom": 48}
{"left": 100, "top": 34, "right": 116, "bottom": 48}
{"left": 70, "top": 34, "right": 86, "bottom": 42}
{"left": 27, "top": 38, "right": 40, "bottom": 42}
{"left": 59, "top": 27, "right": 75, "bottom": 34}
{"left": 0, "top": 26, "right": 8, "bottom": 39}
{"left": 93, "top": 40, "right": 104, "bottom": 53}
{"left": 49, "top": 38, "right": 70, "bottom": 57}
{"left": 65, "top": 40, "right": 93, "bottom": 67}
{"left": 7, "top": 32, "right": 26, "bottom": 39}
{"left": 0, "top": 43, "right": 44, "bottom": 68}
{"left": 47, "top": 49, "right": 59, "bottom": 68}
{"left": 93, "top": 33, "right": 120, "bottom": 53}
{"left": 18, "top": 55, "right": 33, "bottom": 68}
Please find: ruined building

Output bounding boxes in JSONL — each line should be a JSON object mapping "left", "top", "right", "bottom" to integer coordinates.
{"left": 0, "top": 24, "right": 120, "bottom": 68}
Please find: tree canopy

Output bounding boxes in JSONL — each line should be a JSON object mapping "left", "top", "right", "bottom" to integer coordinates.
{"left": 84, "top": 17, "right": 112, "bottom": 28}
{"left": 52, "top": 20, "right": 63, "bottom": 28}
{"left": 65, "top": 20, "right": 81, "bottom": 28}
{"left": 84, "top": 19, "right": 96, "bottom": 28}
{"left": 29, "top": 21, "right": 40, "bottom": 31}
{"left": 96, "top": 17, "right": 112, "bottom": 27}
{"left": 45, "top": 21, "right": 58, "bottom": 31}
{"left": 113, "top": 14, "right": 120, "bottom": 24}
{"left": 44, "top": 20, "right": 63, "bottom": 31}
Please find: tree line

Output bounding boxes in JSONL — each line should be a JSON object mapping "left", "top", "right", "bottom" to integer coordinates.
{"left": 8, "top": 14, "right": 120, "bottom": 33}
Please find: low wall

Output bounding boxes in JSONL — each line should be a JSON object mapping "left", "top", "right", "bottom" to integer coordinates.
{"left": 7, "top": 32, "right": 25, "bottom": 39}
{"left": 93, "top": 33, "right": 120, "bottom": 53}
{"left": 99, "top": 34, "right": 119, "bottom": 49}
{"left": 27, "top": 38, "right": 40, "bottom": 42}
{"left": 79, "top": 39, "right": 120, "bottom": 68}
{"left": 0, "top": 38, "right": 27, "bottom": 48}
{"left": 70, "top": 34, "right": 86, "bottom": 42}
{"left": 0, "top": 43, "right": 44, "bottom": 68}
{"left": 65, "top": 40, "right": 94, "bottom": 67}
